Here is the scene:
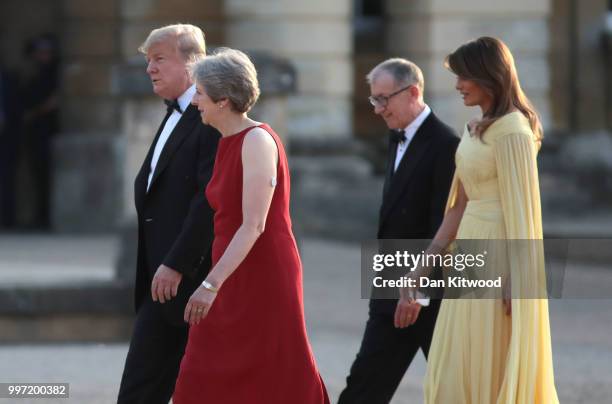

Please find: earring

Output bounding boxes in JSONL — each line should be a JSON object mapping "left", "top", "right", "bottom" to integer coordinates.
{"left": 218, "top": 104, "right": 223, "bottom": 109}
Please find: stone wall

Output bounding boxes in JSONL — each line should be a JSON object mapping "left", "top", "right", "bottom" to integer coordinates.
{"left": 550, "top": 0, "right": 611, "bottom": 133}
{"left": 54, "top": 0, "right": 122, "bottom": 232}
{"left": 3, "top": 0, "right": 609, "bottom": 235}
{"left": 224, "top": 0, "right": 354, "bottom": 141}
{"left": 385, "top": 0, "right": 551, "bottom": 133}
{"left": 55, "top": 0, "right": 225, "bottom": 232}
{"left": 0, "top": 0, "right": 59, "bottom": 69}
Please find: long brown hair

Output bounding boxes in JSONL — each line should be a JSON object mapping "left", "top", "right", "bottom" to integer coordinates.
{"left": 445, "top": 37, "right": 542, "bottom": 142}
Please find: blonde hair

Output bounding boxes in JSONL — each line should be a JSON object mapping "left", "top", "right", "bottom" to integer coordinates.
{"left": 139, "top": 24, "right": 206, "bottom": 65}
{"left": 445, "top": 37, "right": 543, "bottom": 142}
{"left": 192, "top": 48, "right": 260, "bottom": 113}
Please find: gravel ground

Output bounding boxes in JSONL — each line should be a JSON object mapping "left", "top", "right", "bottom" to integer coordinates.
{"left": 0, "top": 236, "right": 610, "bottom": 403}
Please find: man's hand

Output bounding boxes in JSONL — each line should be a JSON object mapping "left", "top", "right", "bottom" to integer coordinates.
{"left": 394, "top": 293, "right": 422, "bottom": 329}
{"left": 151, "top": 264, "right": 182, "bottom": 303}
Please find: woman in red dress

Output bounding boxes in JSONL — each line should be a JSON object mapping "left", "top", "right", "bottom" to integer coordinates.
{"left": 173, "top": 48, "right": 329, "bottom": 404}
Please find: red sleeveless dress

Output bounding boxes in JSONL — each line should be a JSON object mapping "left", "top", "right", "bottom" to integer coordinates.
{"left": 173, "top": 124, "right": 329, "bottom": 404}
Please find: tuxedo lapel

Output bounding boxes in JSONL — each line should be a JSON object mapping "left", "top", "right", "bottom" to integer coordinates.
{"left": 379, "top": 114, "right": 436, "bottom": 223}
{"left": 148, "top": 104, "right": 199, "bottom": 193}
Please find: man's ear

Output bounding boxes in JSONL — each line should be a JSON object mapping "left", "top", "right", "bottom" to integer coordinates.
{"left": 409, "top": 85, "right": 420, "bottom": 99}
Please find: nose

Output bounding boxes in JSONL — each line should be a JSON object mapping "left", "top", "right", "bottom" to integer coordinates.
{"left": 374, "top": 104, "right": 385, "bottom": 115}
{"left": 191, "top": 94, "right": 198, "bottom": 105}
{"left": 455, "top": 78, "right": 462, "bottom": 91}
{"left": 146, "top": 61, "right": 156, "bottom": 74}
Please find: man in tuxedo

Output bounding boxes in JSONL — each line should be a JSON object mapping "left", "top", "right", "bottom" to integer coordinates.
{"left": 22, "top": 34, "right": 59, "bottom": 229}
{"left": 338, "top": 58, "right": 459, "bottom": 404}
{"left": 0, "top": 62, "right": 22, "bottom": 229}
{"left": 117, "top": 24, "right": 220, "bottom": 404}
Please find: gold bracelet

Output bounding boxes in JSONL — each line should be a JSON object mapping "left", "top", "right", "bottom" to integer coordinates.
{"left": 201, "top": 280, "right": 219, "bottom": 293}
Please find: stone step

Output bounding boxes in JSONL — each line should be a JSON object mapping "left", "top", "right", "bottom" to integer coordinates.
{"left": 0, "top": 282, "right": 134, "bottom": 343}
{"left": 291, "top": 155, "right": 381, "bottom": 241}
{"left": 0, "top": 234, "right": 133, "bottom": 343}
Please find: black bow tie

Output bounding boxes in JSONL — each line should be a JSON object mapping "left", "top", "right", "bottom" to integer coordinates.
{"left": 390, "top": 129, "right": 406, "bottom": 144}
{"left": 164, "top": 99, "right": 182, "bottom": 114}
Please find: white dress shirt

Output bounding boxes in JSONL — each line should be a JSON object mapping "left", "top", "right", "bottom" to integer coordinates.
{"left": 393, "top": 104, "right": 431, "bottom": 172}
{"left": 147, "top": 84, "right": 196, "bottom": 192}
{"left": 393, "top": 104, "right": 432, "bottom": 307}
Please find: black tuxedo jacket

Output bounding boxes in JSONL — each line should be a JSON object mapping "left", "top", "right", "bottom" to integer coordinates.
{"left": 133, "top": 103, "right": 220, "bottom": 325}
{"left": 373, "top": 111, "right": 459, "bottom": 315}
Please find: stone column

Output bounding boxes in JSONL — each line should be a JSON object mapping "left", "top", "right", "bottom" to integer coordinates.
{"left": 224, "top": 0, "right": 354, "bottom": 141}
{"left": 550, "top": 0, "right": 573, "bottom": 132}
{"left": 606, "top": 12, "right": 612, "bottom": 130}
{"left": 386, "top": 0, "right": 551, "bottom": 133}
{"left": 54, "top": 0, "right": 123, "bottom": 232}
{"left": 573, "top": 0, "right": 609, "bottom": 132}
{"left": 551, "top": 0, "right": 611, "bottom": 133}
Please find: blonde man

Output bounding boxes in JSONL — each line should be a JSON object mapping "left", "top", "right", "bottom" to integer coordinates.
{"left": 117, "top": 24, "right": 220, "bottom": 404}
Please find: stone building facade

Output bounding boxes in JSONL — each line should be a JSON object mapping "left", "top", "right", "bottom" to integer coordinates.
{"left": 0, "top": 0, "right": 610, "bottom": 234}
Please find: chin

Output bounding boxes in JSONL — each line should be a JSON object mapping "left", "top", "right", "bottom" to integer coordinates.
{"left": 153, "top": 88, "right": 166, "bottom": 98}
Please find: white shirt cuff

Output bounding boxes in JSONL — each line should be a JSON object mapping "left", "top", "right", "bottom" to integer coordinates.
{"left": 416, "top": 290, "right": 430, "bottom": 306}
{"left": 416, "top": 298, "right": 430, "bottom": 306}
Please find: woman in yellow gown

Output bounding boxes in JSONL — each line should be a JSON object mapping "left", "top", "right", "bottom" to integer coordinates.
{"left": 416, "top": 37, "right": 558, "bottom": 403}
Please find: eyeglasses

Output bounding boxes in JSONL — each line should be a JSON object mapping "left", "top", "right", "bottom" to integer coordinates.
{"left": 368, "top": 85, "right": 413, "bottom": 108}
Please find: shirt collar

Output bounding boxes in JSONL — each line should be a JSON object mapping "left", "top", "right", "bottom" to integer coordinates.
{"left": 402, "top": 104, "right": 431, "bottom": 139}
{"left": 177, "top": 84, "right": 196, "bottom": 113}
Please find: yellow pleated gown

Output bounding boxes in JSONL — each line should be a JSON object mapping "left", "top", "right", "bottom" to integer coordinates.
{"left": 423, "top": 112, "right": 559, "bottom": 404}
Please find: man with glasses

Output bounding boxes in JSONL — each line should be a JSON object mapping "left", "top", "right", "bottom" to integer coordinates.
{"left": 338, "top": 58, "right": 459, "bottom": 404}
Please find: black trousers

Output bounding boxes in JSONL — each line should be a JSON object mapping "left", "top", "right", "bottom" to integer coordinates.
{"left": 337, "top": 299, "right": 440, "bottom": 404}
{"left": 117, "top": 298, "right": 189, "bottom": 404}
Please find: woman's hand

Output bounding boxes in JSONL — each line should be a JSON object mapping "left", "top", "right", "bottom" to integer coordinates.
{"left": 184, "top": 286, "right": 218, "bottom": 325}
